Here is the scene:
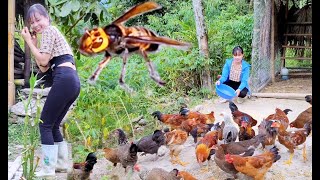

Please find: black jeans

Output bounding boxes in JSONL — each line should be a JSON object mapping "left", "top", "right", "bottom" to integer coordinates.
{"left": 39, "top": 65, "right": 80, "bottom": 145}
{"left": 223, "top": 80, "right": 248, "bottom": 98}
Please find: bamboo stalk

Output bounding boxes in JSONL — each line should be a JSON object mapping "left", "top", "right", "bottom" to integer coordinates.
{"left": 8, "top": 0, "right": 15, "bottom": 106}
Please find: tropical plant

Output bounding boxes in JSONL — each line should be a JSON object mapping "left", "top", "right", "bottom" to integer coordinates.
{"left": 20, "top": 68, "right": 45, "bottom": 179}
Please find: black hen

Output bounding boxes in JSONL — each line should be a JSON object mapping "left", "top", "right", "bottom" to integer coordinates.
{"left": 114, "top": 128, "right": 128, "bottom": 145}
{"left": 135, "top": 130, "right": 166, "bottom": 157}
{"left": 118, "top": 142, "right": 139, "bottom": 173}
{"left": 67, "top": 152, "right": 97, "bottom": 180}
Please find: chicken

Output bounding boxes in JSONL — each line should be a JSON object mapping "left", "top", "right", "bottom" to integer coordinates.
{"left": 189, "top": 123, "right": 214, "bottom": 143}
{"left": 220, "top": 112, "right": 238, "bottom": 143}
{"left": 265, "top": 108, "right": 292, "bottom": 132}
{"left": 165, "top": 129, "right": 189, "bottom": 166}
{"left": 113, "top": 128, "right": 129, "bottom": 145}
{"left": 67, "top": 152, "right": 97, "bottom": 180}
{"left": 305, "top": 95, "right": 312, "bottom": 105}
{"left": 103, "top": 128, "right": 129, "bottom": 167}
{"left": 103, "top": 147, "right": 120, "bottom": 167}
{"left": 135, "top": 129, "right": 166, "bottom": 158}
{"left": 179, "top": 118, "right": 199, "bottom": 136}
{"left": 289, "top": 107, "right": 312, "bottom": 129}
{"left": 198, "top": 130, "right": 219, "bottom": 149}
{"left": 195, "top": 130, "right": 219, "bottom": 172}
{"left": 258, "top": 119, "right": 281, "bottom": 148}
{"left": 219, "top": 134, "right": 266, "bottom": 156}
{"left": 177, "top": 171, "right": 197, "bottom": 180}
{"left": 117, "top": 142, "right": 139, "bottom": 173}
{"left": 152, "top": 111, "right": 187, "bottom": 130}
{"left": 180, "top": 107, "right": 215, "bottom": 124}
{"left": 229, "top": 101, "right": 258, "bottom": 127}
{"left": 238, "top": 118, "right": 256, "bottom": 141}
{"left": 214, "top": 145, "right": 239, "bottom": 179}
{"left": 225, "top": 146, "right": 281, "bottom": 180}
{"left": 139, "top": 168, "right": 181, "bottom": 180}
{"left": 195, "top": 143, "right": 215, "bottom": 172}
{"left": 229, "top": 102, "right": 257, "bottom": 141}
{"left": 277, "top": 122, "right": 312, "bottom": 165}
{"left": 210, "top": 121, "right": 225, "bottom": 141}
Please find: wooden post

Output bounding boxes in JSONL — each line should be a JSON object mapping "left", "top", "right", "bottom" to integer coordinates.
{"left": 270, "top": 0, "right": 275, "bottom": 83}
{"left": 8, "top": 0, "right": 16, "bottom": 107}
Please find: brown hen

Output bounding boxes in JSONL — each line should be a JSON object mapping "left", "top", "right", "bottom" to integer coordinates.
{"left": 165, "top": 129, "right": 189, "bottom": 166}
{"left": 225, "top": 146, "right": 281, "bottom": 180}
{"left": 152, "top": 111, "right": 187, "bottom": 130}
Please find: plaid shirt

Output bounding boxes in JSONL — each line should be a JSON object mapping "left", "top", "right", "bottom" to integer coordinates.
{"left": 229, "top": 61, "right": 242, "bottom": 82}
{"left": 39, "top": 26, "right": 73, "bottom": 59}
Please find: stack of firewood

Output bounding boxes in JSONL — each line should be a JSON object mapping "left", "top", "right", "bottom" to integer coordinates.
{"left": 14, "top": 39, "right": 25, "bottom": 79}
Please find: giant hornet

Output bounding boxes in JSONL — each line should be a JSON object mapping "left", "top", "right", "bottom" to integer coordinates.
{"left": 78, "top": 1, "right": 191, "bottom": 93}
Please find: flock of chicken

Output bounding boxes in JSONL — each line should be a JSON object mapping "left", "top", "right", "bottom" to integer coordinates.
{"left": 67, "top": 95, "right": 312, "bottom": 180}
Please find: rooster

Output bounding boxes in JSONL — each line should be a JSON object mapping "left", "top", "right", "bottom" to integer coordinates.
{"left": 225, "top": 146, "right": 281, "bottom": 180}
{"left": 228, "top": 102, "right": 257, "bottom": 141}
{"left": 277, "top": 122, "right": 312, "bottom": 165}
{"left": 265, "top": 108, "right": 292, "bottom": 132}
{"left": 67, "top": 152, "right": 97, "bottom": 180}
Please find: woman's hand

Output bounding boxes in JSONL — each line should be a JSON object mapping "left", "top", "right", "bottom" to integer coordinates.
{"left": 235, "top": 89, "right": 241, "bottom": 96}
{"left": 21, "top": 27, "right": 37, "bottom": 46}
{"left": 21, "top": 27, "right": 31, "bottom": 41}
{"left": 215, "top": 80, "right": 220, "bottom": 85}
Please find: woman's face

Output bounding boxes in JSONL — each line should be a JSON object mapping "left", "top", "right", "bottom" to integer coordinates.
{"left": 233, "top": 53, "right": 244, "bottom": 63}
{"left": 29, "top": 12, "right": 50, "bottom": 34}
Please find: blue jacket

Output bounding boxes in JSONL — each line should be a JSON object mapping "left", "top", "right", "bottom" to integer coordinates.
{"left": 219, "top": 58, "right": 251, "bottom": 93}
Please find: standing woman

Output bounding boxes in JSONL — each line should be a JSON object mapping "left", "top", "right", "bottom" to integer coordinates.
{"left": 215, "top": 46, "right": 251, "bottom": 103}
{"left": 21, "top": 3, "right": 80, "bottom": 178}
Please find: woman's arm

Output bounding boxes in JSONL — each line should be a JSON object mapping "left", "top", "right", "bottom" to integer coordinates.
{"left": 238, "top": 65, "right": 250, "bottom": 91}
{"left": 21, "top": 27, "right": 51, "bottom": 72}
{"left": 219, "top": 59, "right": 230, "bottom": 83}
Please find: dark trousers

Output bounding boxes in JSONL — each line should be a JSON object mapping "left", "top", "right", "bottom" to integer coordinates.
{"left": 223, "top": 80, "right": 248, "bottom": 98}
{"left": 40, "top": 66, "right": 80, "bottom": 145}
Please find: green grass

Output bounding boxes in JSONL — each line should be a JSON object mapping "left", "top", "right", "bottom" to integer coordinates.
{"left": 8, "top": 122, "right": 25, "bottom": 145}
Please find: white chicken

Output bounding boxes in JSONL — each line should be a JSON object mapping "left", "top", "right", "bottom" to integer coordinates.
{"left": 220, "top": 112, "right": 238, "bottom": 143}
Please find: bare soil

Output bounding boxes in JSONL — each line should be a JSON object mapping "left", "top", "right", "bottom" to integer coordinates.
{"left": 259, "top": 77, "right": 312, "bottom": 94}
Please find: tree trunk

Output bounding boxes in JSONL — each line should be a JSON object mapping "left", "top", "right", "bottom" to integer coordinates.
{"left": 23, "top": 0, "right": 33, "bottom": 88}
{"left": 192, "top": 0, "right": 212, "bottom": 92}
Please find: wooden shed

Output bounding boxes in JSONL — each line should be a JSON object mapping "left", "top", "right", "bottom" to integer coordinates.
{"left": 250, "top": 0, "right": 312, "bottom": 92}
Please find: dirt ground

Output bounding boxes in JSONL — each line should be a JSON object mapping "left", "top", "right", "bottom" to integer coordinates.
{"left": 90, "top": 96, "right": 312, "bottom": 180}
{"left": 259, "top": 77, "right": 312, "bottom": 94}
